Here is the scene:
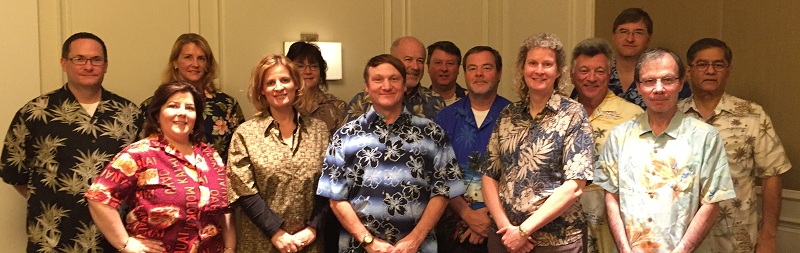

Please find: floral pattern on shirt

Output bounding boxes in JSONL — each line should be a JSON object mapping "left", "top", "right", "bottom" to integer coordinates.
{"left": 579, "top": 91, "right": 642, "bottom": 253}
{"left": 86, "top": 134, "right": 229, "bottom": 253}
{"left": 344, "top": 84, "right": 445, "bottom": 123}
{"left": 595, "top": 111, "right": 736, "bottom": 252}
{"left": 301, "top": 91, "right": 346, "bottom": 136}
{"left": 1, "top": 85, "right": 141, "bottom": 253}
{"left": 227, "top": 112, "right": 329, "bottom": 253}
{"left": 317, "top": 107, "right": 465, "bottom": 253}
{"left": 433, "top": 95, "right": 510, "bottom": 248}
{"left": 479, "top": 93, "right": 594, "bottom": 247}
{"left": 435, "top": 96, "right": 511, "bottom": 207}
{"left": 679, "top": 93, "right": 792, "bottom": 252}
{"left": 141, "top": 91, "right": 244, "bottom": 161}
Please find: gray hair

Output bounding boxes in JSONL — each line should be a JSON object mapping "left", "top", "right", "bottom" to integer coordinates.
{"left": 571, "top": 38, "right": 613, "bottom": 71}
{"left": 513, "top": 33, "right": 566, "bottom": 101}
{"left": 634, "top": 48, "right": 685, "bottom": 83}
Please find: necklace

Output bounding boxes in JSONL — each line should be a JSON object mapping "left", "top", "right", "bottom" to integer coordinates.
{"left": 183, "top": 151, "right": 205, "bottom": 185}
{"left": 166, "top": 140, "right": 205, "bottom": 185}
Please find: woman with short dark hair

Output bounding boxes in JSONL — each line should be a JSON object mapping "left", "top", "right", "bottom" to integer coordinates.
{"left": 87, "top": 81, "right": 236, "bottom": 253}
{"left": 286, "top": 41, "right": 346, "bottom": 135}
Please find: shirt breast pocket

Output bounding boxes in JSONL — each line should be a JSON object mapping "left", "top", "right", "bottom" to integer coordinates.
{"left": 673, "top": 160, "right": 698, "bottom": 193}
{"left": 136, "top": 168, "right": 176, "bottom": 198}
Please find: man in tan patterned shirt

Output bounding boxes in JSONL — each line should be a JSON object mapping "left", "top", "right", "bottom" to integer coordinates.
{"left": 679, "top": 38, "right": 792, "bottom": 253}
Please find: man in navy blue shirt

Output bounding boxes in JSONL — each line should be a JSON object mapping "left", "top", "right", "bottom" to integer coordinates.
{"left": 434, "top": 46, "right": 511, "bottom": 253}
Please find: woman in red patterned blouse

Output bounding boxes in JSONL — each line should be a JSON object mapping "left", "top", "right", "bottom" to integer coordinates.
{"left": 86, "top": 81, "right": 236, "bottom": 253}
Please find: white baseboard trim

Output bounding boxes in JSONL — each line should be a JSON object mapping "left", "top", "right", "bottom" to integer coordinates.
{"left": 758, "top": 188, "right": 800, "bottom": 235}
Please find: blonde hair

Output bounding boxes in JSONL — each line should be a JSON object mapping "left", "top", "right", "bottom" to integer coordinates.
{"left": 513, "top": 33, "right": 566, "bottom": 101}
{"left": 247, "top": 55, "right": 306, "bottom": 116}
{"left": 162, "top": 33, "right": 219, "bottom": 93}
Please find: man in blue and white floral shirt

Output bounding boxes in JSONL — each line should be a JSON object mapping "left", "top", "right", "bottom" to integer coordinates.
{"left": 317, "top": 54, "right": 465, "bottom": 253}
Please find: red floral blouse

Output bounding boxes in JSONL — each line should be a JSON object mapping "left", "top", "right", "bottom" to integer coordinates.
{"left": 86, "top": 134, "right": 229, "bottom": 253}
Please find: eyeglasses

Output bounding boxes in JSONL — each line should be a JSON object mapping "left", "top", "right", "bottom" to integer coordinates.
{"left": 639, "top": 76, "right": 680, "bottom": 88}
{"left": 690, "top": 62, "right": 729, "bottom": 72}
{"left": 616, "top": 29, "right": 648, "bottom": 38}
{"left": 69, "top": 56, "right": 105, "bottom": 66}
{"left": 296, "top": 63, "right": 320, "bottom": 71}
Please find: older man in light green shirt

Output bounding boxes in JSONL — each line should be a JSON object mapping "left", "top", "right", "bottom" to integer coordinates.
{"left": 595, "top": 48, "right": 735, "bottom": 253}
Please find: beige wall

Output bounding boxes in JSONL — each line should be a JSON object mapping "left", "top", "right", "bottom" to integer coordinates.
{"left": 20, "top": 0, "right": 596, "bottom": 118}
{"left": 0, "top": 0, "right": 593, "bottom": 251}
{"left": 0, "top": 1, "right": 40, "bottom": 251}
{"left": 595, "top": 1, "right": 799, "bottom": 190}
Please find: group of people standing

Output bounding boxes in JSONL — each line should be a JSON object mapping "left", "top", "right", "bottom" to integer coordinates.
{"left": 0, "top": 6, "right": 792, "bottom": 253}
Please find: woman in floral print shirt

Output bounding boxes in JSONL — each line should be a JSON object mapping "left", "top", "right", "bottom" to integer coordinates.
{"left": 480, "top": 33, "right": 594, "bottom": 253}
{"left": 86, "top": 81, "right": 236, "bottom": 253}
{"left": 141, "top": 33, "right": 244, "bottom": 162}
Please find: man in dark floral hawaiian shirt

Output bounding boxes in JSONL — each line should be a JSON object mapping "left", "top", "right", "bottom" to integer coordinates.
{"left": 1, "top": 32, "right": 141, "bottom": 253}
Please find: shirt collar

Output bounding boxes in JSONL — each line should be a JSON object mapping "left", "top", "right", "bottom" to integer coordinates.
{"left": 428, "top": 83, "right": 469, "bottom": 98}
{"left": 455, "top": 84, "right": 468, "bottom": 98}
{"left": 364, "top": 105, "right": 412, "bottom": 126}
{"left": 545, "top": 92, "right": 564, "bottom": 112}
{"left": 405, "top": 84, "right": 421, "bottom": 98}
{"left": 515, "top": 92, "right": 563, "bottom": 120}
{"left": 635, "top": 110, "right": 687, "bottom": 139}
{"left": 586, "top": 90, "right": 619, "bottom": 120}
{"left": 680, "top": 92, "right": 735, "bottom": 116}
{"left": 62, "top": 83, "right": 109, "bottom": 103}
{"left": 715, "top": 93, "right": 737, "bottom": 114}
{"left": 262, "top": 110, "right": 302, "bottom": 136}
{"left": 148, "top": 133, "right": 199, "bottom": 159}
{"left": 303, "top": 91, "right": 327, "bottom": 114}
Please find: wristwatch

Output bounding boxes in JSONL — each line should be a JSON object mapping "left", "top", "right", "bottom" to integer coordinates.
{"left": 518, "top": 225, "right": 528, "bottom": 237}
{"left": 362, "top": 234, "right": 374, "bottom": 245}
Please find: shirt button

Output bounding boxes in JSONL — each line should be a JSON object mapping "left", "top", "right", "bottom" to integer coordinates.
{"left": 647, "top": 217, "right": 652, "bottom": 222}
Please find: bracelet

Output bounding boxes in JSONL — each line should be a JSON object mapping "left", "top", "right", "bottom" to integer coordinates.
{"left": 118, "top": 237, "right": 130, "bottom": 252}
{"left": 223, "top": 247, "right": 235, "bottom": 251}
{"left": 518, "top": 225, "right": 528, "bottom": 237}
